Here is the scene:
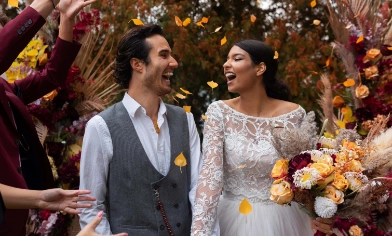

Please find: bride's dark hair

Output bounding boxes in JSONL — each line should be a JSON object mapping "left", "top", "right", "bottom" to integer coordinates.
{"left": 234, "top": 39, "right": 291, "bottom": 101}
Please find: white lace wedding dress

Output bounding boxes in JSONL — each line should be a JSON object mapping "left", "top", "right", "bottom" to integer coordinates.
{"left": 191, "top": 101, "right": 313, "bottom": 236}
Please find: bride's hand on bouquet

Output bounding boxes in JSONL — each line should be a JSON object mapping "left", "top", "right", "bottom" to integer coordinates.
{"left": 310, "top": 217, "right": 334, "bottom": 235}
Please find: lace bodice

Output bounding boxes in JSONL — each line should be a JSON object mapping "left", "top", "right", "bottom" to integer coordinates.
{"left": 191, "top": 101, "right": 306, "bottom": 236}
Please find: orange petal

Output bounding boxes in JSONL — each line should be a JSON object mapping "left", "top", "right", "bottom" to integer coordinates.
{"left": 183, "top": 106, "right": 191, "bottom": 113}
{"left": 207, "top": 81, "right": 218, "bottom": 89}
{"left": 129, "top": 19, "right": 144, "bottom": 25}
{"left": 356, "top": 35, "right": 364, "bottom": 44}
{"left": 174, "top": 152, "right": 187, "bottom": 167}
{"left": 175, "top": 16, "right": 183, "bottom": 27}
{"left": 8, "top": 0, "right": 18, "bottom": 7}
{"left": 221, "top": 36, "right": 227, "bottom": 46}
{"left": 250, "top": 14, "right": 256, "bottom": 23}
{"left": 182, "top": 18, "right": 191, "bottom": 26}
{"left": 201, "top": 17, "right": 209, "bottom": 23}
{"left": 201, "top": 114, "right": 208, "bottom": 120}
{"left": 313, "top": 19, "right": 321, "bottom": 25}
{"left": 180, "top": 88, "right": 192, "bottom": 95}
{"left": 325, "top": 57, "right": 331, "bottom": 67}
{"left": 175, "top": 93, "right": 186, "bottom": 99}
{"left": 239, "top": 198, "right": 252, "bottom": 215}
{"left": 310, "top": 0, "right": 316, "bottom": 8}
{"left": 273, "top": 51, "right": 279, "bottom": 59}
{"left": 343, "top": 78, "right": 355, "bottom": 87}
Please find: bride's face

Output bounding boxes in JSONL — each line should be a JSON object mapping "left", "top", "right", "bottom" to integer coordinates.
{"left": 223, "top": 46, "right": 260, "bottom": 94}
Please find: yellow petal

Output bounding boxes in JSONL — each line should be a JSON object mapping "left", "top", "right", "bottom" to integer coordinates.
{"left": 180, "top": 88, "right": 192, "bottom": 95}
{"left": 354, "top": 14, "right": 360, "bottom": 18}
{"left": 183, "top": 106, "right": 191, "bottom": 113}
{"left": 129, "top": 19, "right": 144, "bottom": 25}
{"left": 174, "top": 152, "right": 187, "bottom": 167}
{"left": 250, "top": 14, "right": 256, "bottom": 23}
{"left": 210, "top": 26, "right": 222, "bottom": 34}
{"left": 201, "top": 114, "right": 208, "bottom": 120}
{"left": 26, "top": 49, "right": 39, "bottom": 60}
{"left": 221, "top": 36, "right": 227, "bottom": 46}
{"left": 345, "top": 24, "right": 353, "bottom": 29}
{"left": 182, "top": 18, "right": 191, "bottom": 26}
{"left": 273, "top": 51, "right": 279, "bottom": 59}
{"left": 175, "top": 16, "right": 183, "bottom": 27}
{"left": 310, "top": 0, "right": 316, "bottom": 8}
{"left": 356, "top": 35, "right": 364, "bottom": 44}
{"left": 175, "top": 93, "right": 186, "bottom": 99}
{"left": 207, "top": 81, "right": 218, "bottom": 89}
{"left": 201, "top": 17, "right": 209, "bottom": 24}
{"left": 239, "top": 198, "right": 252, "bottom": 215}
{"left": 343, "top": 78, "right": 355, "bottom": 87}
{"left": 8, "top": 0, "right": 18, "bottom": 7}
{"left": 38, "top": 53, "right": 48, "bottom": 66}
{"left": 387, "top": 46, "right": 392, "bottom": 50}
{"left": 313, "top": 19, "right": 321, "bottom": 25}
{"left": 311, "top": 71, "right": 319, "bottom": 75}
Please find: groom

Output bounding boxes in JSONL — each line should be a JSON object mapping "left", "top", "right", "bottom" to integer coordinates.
{"left": 79, "top": 24, "right": 203, "bottom": 235}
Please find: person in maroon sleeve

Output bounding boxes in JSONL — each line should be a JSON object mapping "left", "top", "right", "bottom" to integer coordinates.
{"left": 0, "top": 0, "right": 95, "bottom": 234}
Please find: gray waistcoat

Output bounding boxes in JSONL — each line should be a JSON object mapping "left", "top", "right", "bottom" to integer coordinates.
{"left": 99, "top": 102, "right": 192, "bottom": 236}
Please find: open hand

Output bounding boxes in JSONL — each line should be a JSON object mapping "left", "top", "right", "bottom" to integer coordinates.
{"left": 77, "top": 211, "right": 128, "bottom": 236}
{"left": 37, "top": 189, "right": 96, "bottom": 214}
{"left": 58, "top": 0, "right": 97, "bottom": 21}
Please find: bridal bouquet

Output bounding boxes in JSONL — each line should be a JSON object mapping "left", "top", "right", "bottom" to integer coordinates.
{"left": 269, "top": 114, "right": 392, "bottom": 234}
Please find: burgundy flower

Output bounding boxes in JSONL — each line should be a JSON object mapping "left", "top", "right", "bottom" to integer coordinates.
{"left": 287, "top": 153, "right": 312, "bottom": 183}
{"left": 380, "top": 45, "right": 392, "bottom": 56}
{"left": 39, "top": 210, "right": 51, "bottom": 220}
{"left": 345, "top": 122, "right": 357, "bottom": 130}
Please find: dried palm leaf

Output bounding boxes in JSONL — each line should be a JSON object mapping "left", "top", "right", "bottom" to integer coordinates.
{"left": 317, "top": 74, "right": 335, "bottom": 134}
{"left": 35, "top": 120, "right": 48, "bottom": 146}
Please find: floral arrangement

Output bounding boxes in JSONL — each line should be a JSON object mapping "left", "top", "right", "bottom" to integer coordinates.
{"left": 269, "top": 115, "right": 392, "bottom": 235}
{"left": 320, "top": 0, "right": 392, "bottom": 138}
{"left": 5, "top": 37, "right": 49, "bottom": 83}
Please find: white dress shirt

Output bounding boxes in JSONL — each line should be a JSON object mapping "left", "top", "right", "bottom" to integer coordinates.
{"left": 79, "top": 93, "right": 221, "bottom": 234}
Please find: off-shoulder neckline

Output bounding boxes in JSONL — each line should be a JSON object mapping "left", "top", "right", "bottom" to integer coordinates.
{"left": 217, "top": 100, "right": 304, "bottom": 120}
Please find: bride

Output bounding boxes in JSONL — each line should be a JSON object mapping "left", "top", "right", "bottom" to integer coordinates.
{"left": 190, "top": 40, "right": 332, "bottom": 236}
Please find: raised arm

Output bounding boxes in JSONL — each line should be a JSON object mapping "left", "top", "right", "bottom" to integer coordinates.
{"left": 191, "top": 102, "right": 224, "bottom": 236}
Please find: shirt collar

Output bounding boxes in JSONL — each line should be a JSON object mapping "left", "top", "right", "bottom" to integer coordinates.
{"left": 122, "top": 92, "right": 167, "bottom": 118}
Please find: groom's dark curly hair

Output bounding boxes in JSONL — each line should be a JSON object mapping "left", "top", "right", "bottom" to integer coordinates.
{"left": 113, "top": 24, "right": 164, "bottom": 89}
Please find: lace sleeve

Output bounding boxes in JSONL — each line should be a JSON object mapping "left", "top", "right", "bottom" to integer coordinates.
{"left": 191, "top": 102, "right": 224, "bottom": 236}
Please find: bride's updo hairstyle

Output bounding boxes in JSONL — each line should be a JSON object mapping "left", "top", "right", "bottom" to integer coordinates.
{"left": 234, "top": 39, "right": 291, "bottom": 101}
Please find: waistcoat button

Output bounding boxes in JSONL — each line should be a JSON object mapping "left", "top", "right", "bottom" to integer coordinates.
{"left": 174, "top": 203, "right": 179, "bottom": 208}
{"left": 172, "top": 183, "right": 177, "bottom": 188}
{"left": 156, "top": 204, "right": 160, "bottom": 210}
{"left": 176, "top": 223, "right": 181, "bottom": 227}
{"left": 160, "top": 225, "right": 165, "bottom": 230}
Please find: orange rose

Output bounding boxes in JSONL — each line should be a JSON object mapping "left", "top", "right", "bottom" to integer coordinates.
{"left": 270, "top": 179, "right": 294, "bottom": 205}
{"left": 310, "top": 163, "right": 334, "bottom": 177}
{"left": 333, "top": 96, "right": 345, "bottom": 108}
{"left": 355, "top": 85, "right": 369, "bottom": 99}
{"left": 322, "top": 185, "right": 344, "bottom": 204}
{"left": 270, "top": 159, "right": 289, "bottom": 179}
{"left": 349, "top": 225, "right": 363, "bottom": 236}
{"left": 332, "top": 174, "right": 349, "bottom": 191}
{"left": 364, "top": 66, "right": 379, "bottom": 79}
{"left": 365, "top": 48, "right": 382, "bottom": 62}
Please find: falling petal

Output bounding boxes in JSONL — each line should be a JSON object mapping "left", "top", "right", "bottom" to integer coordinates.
{"left": 175, "top": 16, "right": 183, "bottom": 27}
{"left": 239, "top": 198, "right": 252, "bottom": 215}
{"left": 273, "top": 51, "right": 279, "bottom": 59}
{"left": 201, "top": 114, "right": 208, "bottom": 120}
{"left": 354, "top": 14, "right": 360, "bottom": 18}
{"left": 183, "top": 106, "right": 191, "bottom": 113}
{"left": 311, "top": 71, "right": 319, "bottom": 74}
{"left": 313, "top": 19, "right": 321, "bottom": 25}
{"left": 250, "top": 14, "right": 256, "bottom": 23}
{"left": 129, "top": 19, "right": 144, "bottom": 25}
{"left": 210, "top": 26, "right": 222, "bottom": 34}
{"left": 201, "top": 17, "right": 209, "bottom": 24}
{"left": 207, "top": 81, "right": 218, "bottom": 90}
{"left": 174, "top": 152, "right": 187, "bottom": 173}
{"left": 175, "top": 93, "right": 186, "bottom": 99}
{"left": 345, "top": 24, "right": 353, "bottom": 29}
{"left": 387, "top": 47, "right": 392, "bottom": 50}
{"left": 8, "top": 0, "right": 18, "bottom": 8}
{"left": 356, "top": 35, "right": 364, "bottom": 44}
{"left": 221, "top": 36, "right": 227, "bottom": 46}
{"left": 182, "top": 18, "right": 191, "bottom": 26}
{"left": 325, "top": 57, "right": 331, "bottom": 67}
{"left": 310, "top": 0, "right": 316, "bottom": 8}
{"left": 172, "top": 96, "right": 179, "bottom": 103}
{"left": 343, "top": 78, "right": 355, "bottom": 87}
{"left": 180, "top": 88, "right": 192, "bottom": 95}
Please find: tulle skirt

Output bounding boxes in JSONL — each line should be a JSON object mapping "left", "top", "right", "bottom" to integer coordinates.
{"left": 217, "top": 196, "right": 314, "bottom": 236}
